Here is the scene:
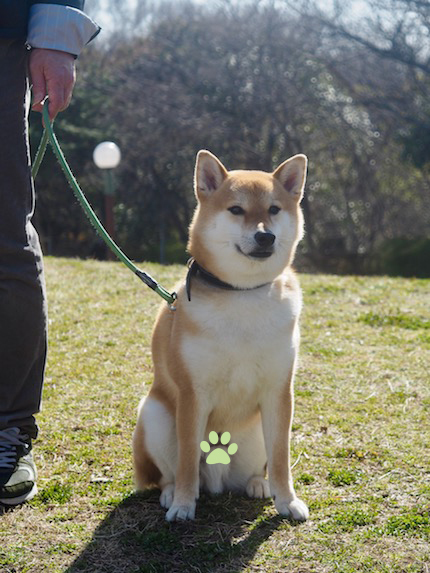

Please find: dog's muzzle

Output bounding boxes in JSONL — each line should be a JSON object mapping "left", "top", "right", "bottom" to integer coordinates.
{"left": 248, "top": 231, "right": 275, "bottom": 259}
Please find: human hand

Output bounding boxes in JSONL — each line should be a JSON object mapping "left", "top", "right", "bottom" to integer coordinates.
{"left": 29, "top": 48, "right": 76, "bottom": 121}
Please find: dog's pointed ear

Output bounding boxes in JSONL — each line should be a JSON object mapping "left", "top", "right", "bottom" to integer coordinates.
{"left": 272, "top": 154, "right": 307, "bottom": 202}
{"left": 194, "top": 150, "right": 228, "bottom": 199}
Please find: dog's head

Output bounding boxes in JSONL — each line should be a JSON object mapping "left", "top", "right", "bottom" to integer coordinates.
{"left": 187, "top": 150, "right": 307, "bottom": 288}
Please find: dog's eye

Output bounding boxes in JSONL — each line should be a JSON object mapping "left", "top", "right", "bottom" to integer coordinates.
{"left": 269, "top": 206, "right": 281, "bottom": 215}
{"left": 228, "top": 206, "right": 245, "bottom": 216}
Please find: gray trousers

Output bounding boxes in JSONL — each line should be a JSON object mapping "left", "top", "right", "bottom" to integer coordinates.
{"left": 0, "top": 39, "right": 47, "bottom": 440}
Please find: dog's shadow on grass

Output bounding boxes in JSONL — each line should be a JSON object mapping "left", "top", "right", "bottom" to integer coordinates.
{"left": 66, "top": 489, "right": 301, "bottom": 573}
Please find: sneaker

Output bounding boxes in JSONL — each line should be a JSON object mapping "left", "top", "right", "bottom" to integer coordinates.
{"left": 0, "top": 427, "right": 38, "bottom": 505}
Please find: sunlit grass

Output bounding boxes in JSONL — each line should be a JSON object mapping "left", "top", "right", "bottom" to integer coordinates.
{"left": 0, "top": 259, "right": 428, "bottom": 572}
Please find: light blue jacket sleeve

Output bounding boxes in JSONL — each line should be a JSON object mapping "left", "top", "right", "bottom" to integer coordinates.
{"left": 27, "top": 4, "right": 100, "bottom": 56}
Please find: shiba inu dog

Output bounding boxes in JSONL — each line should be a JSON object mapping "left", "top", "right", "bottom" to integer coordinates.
{"left": 133, "top": 150, "right": 309, "bottom": 522}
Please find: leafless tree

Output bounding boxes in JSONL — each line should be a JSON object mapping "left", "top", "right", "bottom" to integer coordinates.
{"left": 33, "top": 0, "right": 430, "bottom": 272}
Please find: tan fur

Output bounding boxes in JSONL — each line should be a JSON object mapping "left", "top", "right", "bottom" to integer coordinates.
{"left": 132, "top": 415, "right": 161, "bottom": 488}
{"left": 132, "top": 150, "right": 309, "bottom": 521}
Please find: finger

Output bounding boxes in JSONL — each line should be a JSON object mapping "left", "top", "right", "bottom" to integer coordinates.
{"left": 45, "top": 84, "right": 64, "bottom": 120}
{"left": 45, "top": 76, "right": 74, "bottom": 120}
{"left": 31, "top": 76, "right": 47, "bottom": 113}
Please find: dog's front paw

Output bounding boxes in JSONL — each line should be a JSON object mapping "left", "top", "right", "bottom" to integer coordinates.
{"left": 165, "top": 501, "right": 196, "bottom": 522}
{"left": 275, "top": 497, "right": 309, "bottom": 522}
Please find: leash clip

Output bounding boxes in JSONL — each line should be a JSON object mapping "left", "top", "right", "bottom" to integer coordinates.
{"left": 167, "top": 292, "right": 178, "bottom": 312}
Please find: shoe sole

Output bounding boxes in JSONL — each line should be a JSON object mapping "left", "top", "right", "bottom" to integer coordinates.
{"left": 0, "top": 484, "right": 38, "bottom": 506}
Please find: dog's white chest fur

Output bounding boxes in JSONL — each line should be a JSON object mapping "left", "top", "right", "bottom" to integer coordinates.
{"left": 179, "top": 274, "right": 301, "bottom": 427}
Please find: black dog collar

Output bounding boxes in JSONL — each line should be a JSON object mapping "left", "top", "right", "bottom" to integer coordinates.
{"left": 186, "top": 258, "right": 270, "bottom": 301}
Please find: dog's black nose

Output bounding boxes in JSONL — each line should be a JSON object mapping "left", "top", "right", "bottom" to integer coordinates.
{"left": 254, "top": 231, "right": 276, "bottom": 248}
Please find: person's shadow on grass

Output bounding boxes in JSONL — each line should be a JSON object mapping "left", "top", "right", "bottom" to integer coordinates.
{"left": 66, "top": 488, "right": 303, "bottom": 573}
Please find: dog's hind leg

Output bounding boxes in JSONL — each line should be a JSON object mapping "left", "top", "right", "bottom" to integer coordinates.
{"left": 133, "top": 395, "right": 176, "bottom": 502}
{"left": 224, "top": 418, "right": 270, "bottom": 498}
{"left": 132, "top": 412, "right": 161, "bottom": 490}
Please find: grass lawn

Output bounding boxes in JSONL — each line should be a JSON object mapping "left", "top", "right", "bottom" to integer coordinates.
{"left": 1, "top": 257, "right": 429, "bottom": 573}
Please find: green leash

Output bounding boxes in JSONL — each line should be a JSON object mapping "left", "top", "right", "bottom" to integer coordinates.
{"left": 32, "top": 101, "right": 177, "bottom": 308}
